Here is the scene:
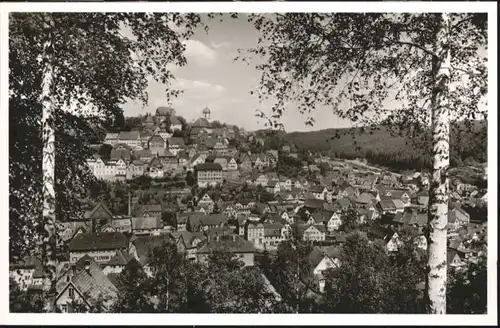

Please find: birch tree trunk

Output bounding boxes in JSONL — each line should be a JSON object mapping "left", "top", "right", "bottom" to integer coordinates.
{"left": 40, "top": 17, "right": 57, "bottom": 312}
{"left": 426, "top": 13, "right": 451, "bottom": 315}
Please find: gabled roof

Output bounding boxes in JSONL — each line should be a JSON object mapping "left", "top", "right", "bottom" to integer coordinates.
{"left": 118, "top": 131, "right": 140, "bottom": 140}
{"left": 304, "top": 198, "right": 325, "bottom": 209}
{"left": 188, "top": 213, "right": 226, "bottom": 229}
{"left": 57, "top": 255, "right": 118, "bottom": 306}
{"left": 131, "top": 216, "right": 163, "bottom": 230}
{"left": 379, "top": 199, "right": 396, "bottom": 210}
{"left": 84, "top": 202, "right": 113, "bottom": 220}
{"left": 132, "top": 234, "right": 175, "bottom": 266}
{"left": 311, "top": 211, "right": 334, "bottom": 224}
{"left": 134, "top": 204, "right": 162, "bottom": 216}
{"left": 168, "top": 137, "right": 185, "bottom": 147}
{"left": 196, "top": 163, "right": 223, "bottom": 171}
{"left": 197, "top": 235, "right": 256, "bottom": 254}
{"left": 106, "top": 250, "right": 135, "bottom": 266}
{"left": 69, "top": 232, "right": 128, "bottom": 252}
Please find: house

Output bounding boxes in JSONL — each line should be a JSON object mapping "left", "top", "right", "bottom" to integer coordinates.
{"left": 148, "top": 156, "right": 164, "bottom": 178}
{"left": 255, "top": 174, "right": 269, "bottom": 187}
{"left": 118, "top": 131, "right": 141, "bottom": 149}
{"left": 126, "top": 160, "right": 145, "bottom": 179}
{"left": 148, "top": 135, "right": 165, "bottom": 157}
{"left": 307, "top": 211, "right": 333, "bottom": 226}
{"left": 170, "top": 230, "right": 206, "bottom": 260}
{"left": 377, "top": 199, "right": 397, "bottom": 215}
{"left": 133, "top": 204, "right": 162, "bottom": 219}
{"left": 197, "top": 234, "right": 257, "bottom": 266}
{"left": 308, "top": 246, "right": 341, "bottom": 293}
{"left": 198, "top": 193, "right": 215, "bottom": 207}
{"left": 448, "top": 207, "right": 471, "bottom": 230}
{"left": 110, "top": 147, "right": 131, "bottom": 163}
{"left": 129, "top": 234, "right": 178, "bottom": 277}
{"left": 384, "top": 232, "right": 402, "bottom": 253}
{"left": 303, "top": 198, "right": 326, "bottom": 212}
{"left": 155, "top": 106, "right": 176, "bottom": 121}
{"left": 310, "top": 185, "right": 328, "bottom": 200}
{"left": 9, "top": 256, "right": 46, "bottom": 291}
{"left": 131, "top": 216, "right": 163, "bottom": 236}
{"left": 55, "top": 255, "right": 118, "bottom": 312}
{"left": 196, "top": 163, "right": 223, "bottom": 188}
{"left": 84, "top": 202, "right": 114, "bottom": 231}
{"left": 247, "top": 223, "right": 265, "bottom": 248}
{"left": 167, "top": 137, "right": 185, "bottom": 156}
{"left": 447, "top": 249, "right": 465, "bottom": 268}
{"left": 169, "top": 115, "right": 183, "bottom": 131}
{"left": 227, "top": 157, "right": 238, "bottom": 171}
{"left": 68, "top": 232, "right": 128, "bottom": 264}
{"left": 187, "top": 213, "right": 226, "bottom": 232}
{"left": 133, "top": 149, "right": 153, "bottom": 162}
{"left": 300, "top": 224, "right": 327, "bottom": 242}
{"left": 111, "top": 218, "right": 132, "bottom": 234}
{"left": 266, "top": 180, "right": 281, "bottom": 194}
{"left": 102, "top": 250, "right": 136, "bottom": 275}
{"left": 237, "top": 214, "right": 248, "bottom": 237}
{"left": 213, "top": 156, "right": 229, "bottom": 171}
{"left": 104, "top": 133, "right": 119, "bottom": 146}
{"left": 238, "top": 153, "right": 253, "bottom": 172}
{"left": 326, "top": 212, "right": 342, "bottom": 232}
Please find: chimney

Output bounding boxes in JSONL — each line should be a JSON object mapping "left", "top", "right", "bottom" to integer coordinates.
{"left": 128, "top": 191, "right": 132, "bottom": 217}
{"left": 71, "top": 264, "right": 77, "bottom": 276}
{"left": 84, "top": 260, "right": 91, "bottom": 273}
{"left": 91, "top": 218, "right": 97, "bottom": 235}
{"left": 232, "top": 234, "right": 236, "bottom": 242}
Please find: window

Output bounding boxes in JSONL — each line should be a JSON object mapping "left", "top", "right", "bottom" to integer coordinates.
{"left": 68, "top": 287, "right": 74, "bottom": 299}
{"left": 61, "top": 304, "right": 68, "bottom": 313}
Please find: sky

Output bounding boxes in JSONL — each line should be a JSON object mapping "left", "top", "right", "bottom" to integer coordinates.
{"left": 121, "top": 14, "right": 353, "bottom": 132}
{"left": 121, "top": 14, "right": 487, "bottom": 132}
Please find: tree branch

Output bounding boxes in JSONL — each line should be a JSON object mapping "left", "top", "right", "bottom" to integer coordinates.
{"left": 383, "top": 36, "right": 436, "bottom": 58}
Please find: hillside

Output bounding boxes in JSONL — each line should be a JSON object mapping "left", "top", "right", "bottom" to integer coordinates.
{"left": 273, "top": 120, "right": 487, "bottom": 172}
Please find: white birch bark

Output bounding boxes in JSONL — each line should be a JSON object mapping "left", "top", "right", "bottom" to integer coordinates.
{"left": 40, "top": 17, "right": 57, "bottom": 312}
{"left": 427, "top": 13, "right": 451, "bottom": 315}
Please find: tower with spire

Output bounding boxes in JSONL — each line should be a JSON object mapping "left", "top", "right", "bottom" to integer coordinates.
{"left": 202, "top": 105, "right": 211, "bottom": 120}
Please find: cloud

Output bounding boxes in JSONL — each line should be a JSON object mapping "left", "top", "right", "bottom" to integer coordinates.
{"left": 173, "top": 78, "right": 226, "bottom": 94}
{"left": 211, "top": 41, "right": 231, "bottom": 49}
{"left": 182, "top": 39, "right": 218, "bottom": 66}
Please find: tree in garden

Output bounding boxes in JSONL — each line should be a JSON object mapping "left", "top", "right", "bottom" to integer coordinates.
{"left": 240, "top": 12, "right": 487, "bottom": 314}
{"left": 9, "top": 12, "right": 206, "bottom": 311}
{"left": 321, "top": 232, "right": 424, "bottom": 313}
{"left": 9, "top": 279, "right": 44, "bottom": 313}
{"left": 111, "top": 259, "right": 156, "bottom": 313}
{"left": 447, "top": 253, "right": 487, "bottom": 314}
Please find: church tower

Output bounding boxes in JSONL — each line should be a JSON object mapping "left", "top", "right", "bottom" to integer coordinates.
{"left": 202, "top": 105, "right": 211, "bottom": 120}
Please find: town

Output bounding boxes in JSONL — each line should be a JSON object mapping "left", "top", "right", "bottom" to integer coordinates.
{"left": 10, "top": 104, "right": 488, "bottom": 313}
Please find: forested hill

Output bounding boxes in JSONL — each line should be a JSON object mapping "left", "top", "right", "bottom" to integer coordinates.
{"left": 260, "top": 120, "right": 487, "bottom": 172}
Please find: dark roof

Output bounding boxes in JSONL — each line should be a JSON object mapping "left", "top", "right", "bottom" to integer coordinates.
{"left": 84, "top": 202, "right": 113, "bottom": 220}
{"left": 57, "top": 255, "right": 118, "bottom": 306}
{"left": 110, "top": 148, "right": 131, "bottom": 161}
{"left": 118, "top": 131, "right": 140, "bottom": 140}
{"left": 170, "top": 231, "right": 206, "bottom": 248}
{"left": 131, "top": 216, "right": 163, "bottom": 230}
{"left": 196, "top": 163, "right": 223, "bottom": 171}
{"left": 168, "top": 137, "right": 185, "bottom": 147}
{"left": 192, "top": 117, "right": 211, "bottom": 128}
{"left": 134, "top": 204, "right": 162, "bottom": 216}
{"left": 304, "top": 198, "right": 326, "bottom": 209}
{"left": 197, "top": 235, "right": 256, "bottom": 254}
{"left": 156, "top": 106, "right": 175, "bottom": 116}
{"left": 106, "top": 250, "right": 135, "bottom": 266}
{"left": 188, "top": 213, "right": 226, "bottom": 229}
{"left": 133, "top": 234, "right": 175, "bottom": 266}
{"left": 69, "top": 232, "right": 128, "bottom": 252}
